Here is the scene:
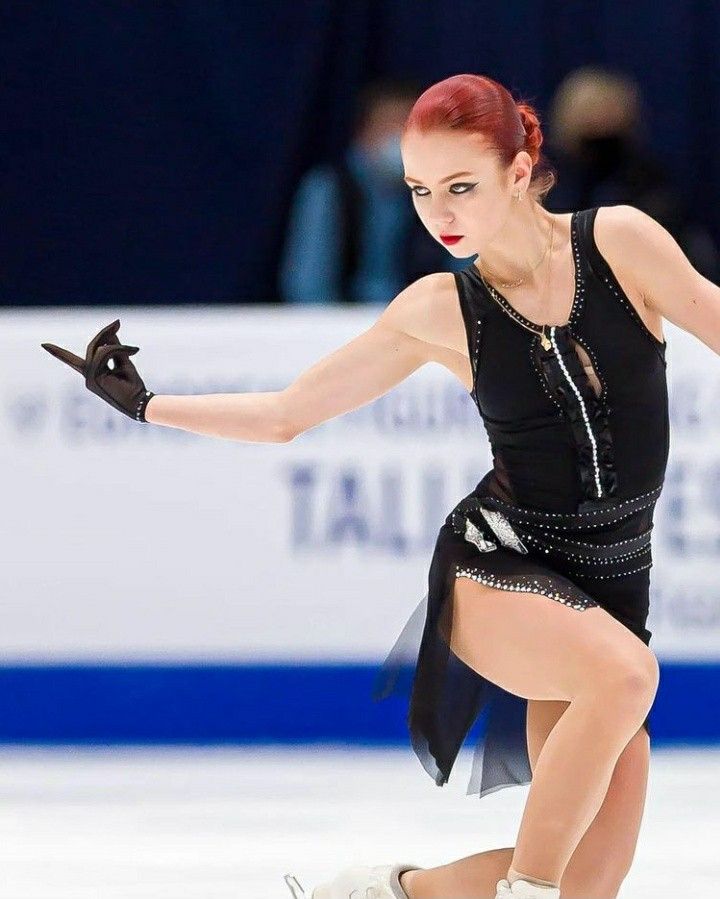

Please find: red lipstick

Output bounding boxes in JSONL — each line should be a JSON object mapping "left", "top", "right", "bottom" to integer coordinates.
{"left": 440, "top": 235, "right": 463, "bottom": 245}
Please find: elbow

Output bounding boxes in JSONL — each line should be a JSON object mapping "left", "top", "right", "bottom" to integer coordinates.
{"left": 275, "top": 390, "right": 302, "bottom": 442}
{"left": 277, "top": 422, "right": 299, "bottom": 443}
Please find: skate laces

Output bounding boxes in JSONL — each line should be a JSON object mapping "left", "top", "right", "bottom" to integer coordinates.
{"left": 363, "top": 870, "right": 394, "bottom": 898}
{"left": 364, "top": 875, "right": 386, "bottom": 898}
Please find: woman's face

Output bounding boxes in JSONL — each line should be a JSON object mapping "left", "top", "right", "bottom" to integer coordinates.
{"left": 400, "top": 128, "right": 530, "bottom": 255}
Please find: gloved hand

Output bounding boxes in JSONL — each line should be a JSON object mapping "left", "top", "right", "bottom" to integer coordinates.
{"left": 41, "top": 318, "right": 155, "bottom": 422}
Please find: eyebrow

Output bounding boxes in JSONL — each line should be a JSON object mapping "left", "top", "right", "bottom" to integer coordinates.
{"left": 403, "top": 170, "right": 475, "bottom": 185}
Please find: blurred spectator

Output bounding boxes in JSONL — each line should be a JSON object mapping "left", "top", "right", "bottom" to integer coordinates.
{"left": 544, "top": 66, "right": 719, "bottom": 282}
{"left": 279, "top": 78, "right": 471, "bottom": 305}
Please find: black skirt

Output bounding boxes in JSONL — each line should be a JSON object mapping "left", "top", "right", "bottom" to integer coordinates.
{"left": 373, "top": 479, "right": 662, "bottom": 799}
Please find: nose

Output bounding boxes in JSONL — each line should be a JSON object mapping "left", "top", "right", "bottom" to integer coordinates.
{"left": 431, "top": 217, "right": 455, "bottom": 234}
{"left": 427, "top": 197, "right": 454, "bottom": 227}
{"left": 429, "top": 212, "right": 455, "bottom": 229}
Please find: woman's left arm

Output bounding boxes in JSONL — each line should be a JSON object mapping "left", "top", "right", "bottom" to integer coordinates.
{"left": 601, "top": 205, "right": 720, "bottom": 355}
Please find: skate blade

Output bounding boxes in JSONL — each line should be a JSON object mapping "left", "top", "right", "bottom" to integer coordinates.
{"left": 283, "top": 873, "right": 307, "bottom": 898}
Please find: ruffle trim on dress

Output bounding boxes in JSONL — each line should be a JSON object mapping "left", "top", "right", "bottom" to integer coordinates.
{"left": 370, "top": 587, "right": 537, "bottom": 797}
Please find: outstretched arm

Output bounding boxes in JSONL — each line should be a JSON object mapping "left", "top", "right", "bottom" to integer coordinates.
{"left": 145, "top": 274, "right": 447, "bottom": 442}
{"left": 601, "top": 205, "right": 720, "bottom": 355}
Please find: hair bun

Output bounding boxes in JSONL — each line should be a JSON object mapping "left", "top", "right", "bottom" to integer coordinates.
{"left": 516, "top": 102, "right": 543, "bottom": 164}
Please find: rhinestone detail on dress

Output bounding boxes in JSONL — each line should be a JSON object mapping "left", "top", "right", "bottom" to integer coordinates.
{"left": 454, "top": 565, "right": 597, "bottom": 610}
{"left": 549, "top": 325, "right": 603, "bottom": 498}
{"left": 521, "top": 533, "right": 652, "bottom": 562}
{"left": 565, "top": 560, "right": 653, "bottom": 579}
{"left": 485, "top": 483, "right": 662, "bottom": 525}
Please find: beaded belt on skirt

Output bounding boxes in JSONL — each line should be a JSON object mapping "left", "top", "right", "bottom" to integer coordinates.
{"left": 446, "top": 484, "right": 663, "bottom": 577}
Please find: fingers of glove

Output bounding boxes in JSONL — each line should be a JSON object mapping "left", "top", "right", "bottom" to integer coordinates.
{"left": 41, "top": 342, "right": 86, "bottom": 375}
{"left": 90, "top": 343, "right": 140, "bottom": 379}
{"left": 43, "top": 321, "right": 130, "bottom": 378}
{"left": 85, "top": 319, "right": 122, "bottom": 361}
{"left": 109, "top": 346, "right": 141, "bottom": 379}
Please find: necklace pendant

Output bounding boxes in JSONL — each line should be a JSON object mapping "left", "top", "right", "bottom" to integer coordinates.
{"left": 540, "top": 332, "right": 551, "bottom": 350}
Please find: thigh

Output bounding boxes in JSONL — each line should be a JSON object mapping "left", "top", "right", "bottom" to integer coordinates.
{"left": 450, "top": 577, "right": 659, "bottom": 703}
{"left": 528, "top": 699, "right": 651, "bottom": 894}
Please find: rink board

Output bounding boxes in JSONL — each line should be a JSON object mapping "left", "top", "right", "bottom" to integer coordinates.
{"left": 3, "top": 308, "right": 720, "bottom": 741}
{"left": 0, "top": 662, "right": 714, "bottom": 742}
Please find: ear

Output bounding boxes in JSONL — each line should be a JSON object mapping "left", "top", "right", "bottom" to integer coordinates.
{"left": 509, "top": 150, "right": 533, "bottom": 194}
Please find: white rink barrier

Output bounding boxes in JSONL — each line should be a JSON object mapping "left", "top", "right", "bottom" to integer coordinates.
{"left": 3, "top": 308, "right": 720, "bottom": 665}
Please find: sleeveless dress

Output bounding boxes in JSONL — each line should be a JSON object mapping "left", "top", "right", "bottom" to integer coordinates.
{"left": 373, "top": 206, "right": 669, "bottom": 799}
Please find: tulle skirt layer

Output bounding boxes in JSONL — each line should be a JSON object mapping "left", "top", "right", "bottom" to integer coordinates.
{"left": 372, "top": 482, "right": 662, "bottom": 799}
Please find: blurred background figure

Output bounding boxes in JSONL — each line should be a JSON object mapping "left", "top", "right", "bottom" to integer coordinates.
{"left": 279, "top": 77, "right": 470, "bottom": 306}
{"left": 545, "top": 66, "right": 720, "bottom": 282}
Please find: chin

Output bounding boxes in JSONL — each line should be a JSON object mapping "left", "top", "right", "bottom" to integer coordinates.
{"left": 444, "top": 242, "right": 475, "bottom": 256}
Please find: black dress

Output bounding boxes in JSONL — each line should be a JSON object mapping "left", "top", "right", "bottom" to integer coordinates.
{"left": 373, "top": 206, "right": 669, "bottom": 799}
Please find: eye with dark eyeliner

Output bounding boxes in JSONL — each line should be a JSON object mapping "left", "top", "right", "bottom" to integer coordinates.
{"left": 409, "top": 182, "right": 477, "bottom": 197}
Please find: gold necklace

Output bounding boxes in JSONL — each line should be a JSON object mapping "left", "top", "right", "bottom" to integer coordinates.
{"left": 477, "top": 220, "right": 555, "bottom": 351}
{"left": 477, "top": 218, "right": 555, "bottom": 289}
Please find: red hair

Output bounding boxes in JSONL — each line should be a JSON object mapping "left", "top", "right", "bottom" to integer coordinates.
{"left": 403, "top": 73, "right": 555, "bottom": 199}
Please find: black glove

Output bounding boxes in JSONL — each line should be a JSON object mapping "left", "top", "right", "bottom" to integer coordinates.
{"left": 41, "top": 319, "right": 155, "bottom": 422}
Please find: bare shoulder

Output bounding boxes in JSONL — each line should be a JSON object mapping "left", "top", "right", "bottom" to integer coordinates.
{"left": 593, "top": 204, "right": 672, "bottom": 290}
{"left": 592, "top": 204, "right": 666, "bottom": 339}
{"left": 378, "top": 270, "right": 475, "bottom": 392}
{"left": 594, "top": 204, "right": 660, "bottom": 249}
{"left": 379, "top": 271, "right": 470, "bottom": 356}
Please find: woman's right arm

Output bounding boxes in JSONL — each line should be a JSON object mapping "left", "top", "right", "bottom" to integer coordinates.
{"left": 145, "top": 272, "right": 461, "bottom": 443}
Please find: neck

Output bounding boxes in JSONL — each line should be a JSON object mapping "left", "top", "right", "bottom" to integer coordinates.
{"left": 478, "top": 200, "right": 555, "bottom": 289}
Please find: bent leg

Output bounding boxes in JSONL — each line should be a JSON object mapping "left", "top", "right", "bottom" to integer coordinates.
{"left": 452, "top": 575, "right": 657, "bottom": 886}
{"left": 524, "top": 697, "right": 651, "bottom": 897}
{"left": 401, "top": 703, "right": 650, "bottom": 899}
{"left": 559, "top": 724, "right": 650, "bottom": 898}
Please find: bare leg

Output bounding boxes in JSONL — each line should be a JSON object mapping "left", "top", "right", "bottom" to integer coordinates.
{"left": 400, "top": 848, "right": 512, "bottom": 898}
{"left": 507, "top": 672, "right": 654, "bottom": 883}
{"left": 401, "top": 724, "right": 649, "bottom": 899}
{"left": 400, "top": 577, "right": 659, "bottom": 896}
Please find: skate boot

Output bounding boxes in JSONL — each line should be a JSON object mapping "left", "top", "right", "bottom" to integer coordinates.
{"left": 283, "top": 863, "right": 422, "bottom": 898}
{"left": 495, "top": 876, "right": 561, "bottom": 898}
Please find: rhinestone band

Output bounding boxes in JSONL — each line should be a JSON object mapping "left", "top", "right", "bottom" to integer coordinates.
{"left": 454, "top": 565, "right": 597, "bottom": 610}
{"left": 565, "top": 560, "right": 653, "bottom": 580}
{"left": 484, "top": 483, "right": 662, "bottom": 524}
{"left": 549, "top": 325, "right": 603, "bottom": 498}
{"left": 135, "top": 390, "right": 154, "bottom": 422}
{"left": 522, "top": 532, "right": 652, "bottom": 561}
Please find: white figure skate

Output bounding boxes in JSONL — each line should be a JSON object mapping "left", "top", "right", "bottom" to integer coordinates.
{"left": 283, "top": 863, "right": 422, "bottom": 898}
{"left": 495, "top": 876, "right": 561, "bottom": 898}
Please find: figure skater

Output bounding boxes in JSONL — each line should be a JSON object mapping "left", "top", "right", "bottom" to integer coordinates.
{"left": 41, "top": 73, "right": 720, "bottom": 899}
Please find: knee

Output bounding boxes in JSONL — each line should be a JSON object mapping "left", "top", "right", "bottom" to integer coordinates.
{"left": 581, "top": 649, "right": 659, "bottom": 718}
{"left": 606, "top": 655, "right": 660, "bottom": 716}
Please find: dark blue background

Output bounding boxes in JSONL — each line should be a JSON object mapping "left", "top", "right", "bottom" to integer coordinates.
{"left": 2, "top": 1, "right": 718, "bottom": 305}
